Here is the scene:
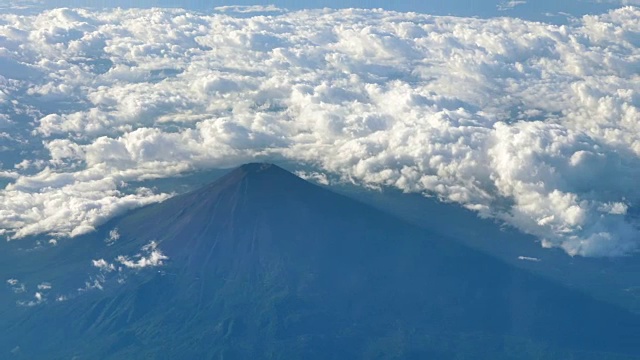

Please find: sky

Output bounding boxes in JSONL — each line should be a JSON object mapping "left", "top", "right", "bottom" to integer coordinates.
{"left": 0, "top": 0, "right": 639, "bottom": 257}
{"left": 1, "top": 0, "right": 637, "bottom": 21}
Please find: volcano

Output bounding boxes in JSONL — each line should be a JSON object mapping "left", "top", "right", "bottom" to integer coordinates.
{"left": 2, "top": 163, "right": 639, "bottom": 359}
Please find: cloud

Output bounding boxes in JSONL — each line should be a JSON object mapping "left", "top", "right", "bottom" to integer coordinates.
{"left": 0, "top": 170, "right": 19, "bottom": 179}
{"left": 105, "top": 227, "right": 120, "bottom": 245}
{"left": 518, "top": 256, "right": 541, "bottom": 262}
{"left": 0, "top": 0, "right": 44, "bottom": 10}
{"left": 6, "top": 278, "right": 26, "bottom": 293}
{"left": 214, "top": 5, "right": 285, "bottom": 13}
{"left": 6, "top": 277, "right": 56, "bottom": 307}
{"left": 92, "top": 258, "right": 115, "bottom": 272}
{"left": 497, "top": 1, "right": 527, "bottom": 11}
{"left": 295, "top": 171, "right": 330, "bottom": 186}
{"left": 1, "top": 173, "right": 170, "bottom": 239}
{"left": 78, "top": 278, "right": 104, "bottom": 292}
{"left": 18, "top": 291, "right": 45, "bottom": 307}
{"left": 37, "top": 282, "right": 52, "bottom": 290}
{"left": 0, "top": 7, "right": 638, "bottom": 257}
{"left": 116, "top": 241, "right": 168, "bottom": 269}
{"left": 592, "top": 1, "right": 640, "bottom": 5}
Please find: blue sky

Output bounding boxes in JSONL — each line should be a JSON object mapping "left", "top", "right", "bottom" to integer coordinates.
{"left": 6, "top": 0, "right": 629, "bottom": 22}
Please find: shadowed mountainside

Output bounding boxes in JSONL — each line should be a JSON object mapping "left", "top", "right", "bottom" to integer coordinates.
{"left": 2, "top": 163, "right": 640, "bottom": 359}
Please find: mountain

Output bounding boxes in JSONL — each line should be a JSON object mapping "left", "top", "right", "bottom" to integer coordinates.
{"left": 328, "top": 182, "right": 640, "bottom": 315}
{"left": 2, "top": 163, "right": 640, "bottom": 359}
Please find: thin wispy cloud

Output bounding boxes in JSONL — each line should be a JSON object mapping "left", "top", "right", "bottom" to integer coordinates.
{"left": 214, "top": 5, "right": 286, "bottom": 13}
{"left": 497, "top": 1, "right": 527, "bottom": 11}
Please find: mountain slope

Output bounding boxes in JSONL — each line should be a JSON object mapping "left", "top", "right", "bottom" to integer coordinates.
{"left": 2, "top": 163, "right": 640, "bottom": 359}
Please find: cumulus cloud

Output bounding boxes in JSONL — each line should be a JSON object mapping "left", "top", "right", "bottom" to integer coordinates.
{"left": 116, "top": 241, "right": 168, "bottom": 269}
{"left": 92, "top": 258, "right": 115, "bottom": 272}
{"left": 105, "top": 227, "right": 120, "bottom": 245}
{"left": 71, "top": 241, "right": 166, "bottom": 299}
{"left": 6, "top": 278, "right": 56, "bottom": 307}
{"left": 0, "top": 6, "right": 639, "bottom": 257}
{"left": 0, "top": 170, "right": 19, "bottom": 179}
{"left": 295, "top": 171, "right": 331, "bottom": 186}
{"left": 1, "top": 173, "right": 170, "bottom": 239}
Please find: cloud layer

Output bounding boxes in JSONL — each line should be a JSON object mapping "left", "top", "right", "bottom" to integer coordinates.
{"left": 0, "top": 6, "right": 639, "bottom": 256}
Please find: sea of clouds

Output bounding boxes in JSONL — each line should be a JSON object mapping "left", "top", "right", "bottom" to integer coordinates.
{"left": 0, "top": 6, "right": 639, "bottom": 257}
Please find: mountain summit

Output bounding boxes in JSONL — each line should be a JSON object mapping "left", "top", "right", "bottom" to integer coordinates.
{"left": 236, "top": 162, "right": 283, "bottom": 174}
{"left": 199, "top": 162, "right": 299, "bottom": 191}
{"left": 2, "top": 164, "right": 640, "bottom": 359}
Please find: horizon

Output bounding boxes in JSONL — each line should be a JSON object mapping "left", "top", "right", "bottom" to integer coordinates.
{"left": 0, "top": 0, "right": 631, "bottom": 22}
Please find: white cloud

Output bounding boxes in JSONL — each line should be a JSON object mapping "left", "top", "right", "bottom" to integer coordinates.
{"left": 498, "top": 1, "right": 527, "bottom": 11}
{"left": 6, "top": 278, "right": 26, "bottom": 293}
{"left": 78, "top": 278, "right": 104, "bottom": 292}
{"left": 0, "top": 113, "right": 14, "bottom": 128}
{"left": 1, "top": 173, "right": 170, "bottom": 239}
{"left": 0, "top": 170, "right": 19, "bottom": 179}
{"left": 0, "top": 0, "right": 44, "bottom": 10}
{"left": 18, "top": 291, "right": 45, "bottom": 307}
{"left": 518, "top": 256, "right": 542, "bottom": 262}
{"left": 214, "top": 5, "right": 285, "bottom": 13}
{"left": 0, "top": 7, "right": 638, "bottom": 257}
{"left": 593, "top": 1, "right": 640, "bottom": 5}
{"left": 37, "top": 282, "right": 51, "bottom": 290}
{"left": 92, "top": 258, "right": 115, "bottom": 272}
{"left": 295, "top": 171, "right": 330, "bottom": 185}
{"left": 116, "top": 241, "right": 168, "bottom": 269}
{"left": 105, "top": 227, "right": 120, "bottom": 245}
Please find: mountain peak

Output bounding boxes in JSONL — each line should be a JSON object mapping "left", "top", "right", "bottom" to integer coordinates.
{"left": 212, "top": 162, "right": 306, "bottom": 191}
{"left": 180, "top": 162, "right": 311, "bottom": 212}
{"left": 238, "top": 162, "right": 278, "bottom": 173}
